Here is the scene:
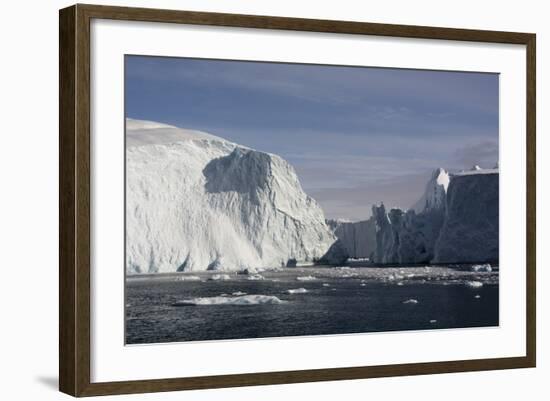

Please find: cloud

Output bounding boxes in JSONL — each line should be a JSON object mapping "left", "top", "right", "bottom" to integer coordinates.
{"left": 453, "top": 140, "right": 499, "bottom": 169}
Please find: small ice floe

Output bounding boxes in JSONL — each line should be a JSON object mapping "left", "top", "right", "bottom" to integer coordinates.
{"left": 209, "top": 274, "right": 232, "bottom": 281}
{"left": 175, "top": 275, "right": 201, "bottom": 282}
{"left": 465, "top": 281, "right": 484, "bottom": 288}
{"left": 430, "top": 319, "right": 437, "bottom": 324}
{"left": 286, "top": 288, "right": 308, "bottom": 294}
{"left": 232, "top": 291, "right": 247, "bottom": 296}
{"left": 474, "top": 294, "right": 481, "bottom": 299}
{"left": 172, "top": 295, "right": 286, "bottom": 306}
{"left": 403, "top": 299, "right": 419, "bottom": 304}
{"left": 397, "top": 282, "right": 404, "bottom": 286}
{"left": 322, "top": 283, "right": 330, "bottom": 287}
{"left": 247, "top": 274, "right": 265, "bottom": 281}
{"left": 406, "top": 273, "right": 415, "bottom": 279}
{"left": 296, "top": 275, "right": 317, "bottom": 281}
{"left": 471, "top": 264, "right": 492, "bottom": 272}
{"left": 360, "top": 283, "right": 366, "bottom": 287}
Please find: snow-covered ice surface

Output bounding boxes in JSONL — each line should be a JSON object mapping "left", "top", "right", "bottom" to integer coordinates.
{"left": 126, "top": 119, "right": 337, "bottom": 273}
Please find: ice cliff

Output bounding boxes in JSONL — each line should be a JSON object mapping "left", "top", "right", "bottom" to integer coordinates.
{"left": 126, "top": 119, "right": 337, "bottom": 273}
{"left": 327, "top": 219, "right": 376, "bottom": 259}
{"left": 371, "top": 167, "right": 498, "bottom": 264}
{"left": 433, "top": 170, "right": 499, "bottom": 263}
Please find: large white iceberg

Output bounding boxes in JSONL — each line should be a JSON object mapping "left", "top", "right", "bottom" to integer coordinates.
{"left": 126, "top": 119, "right": 338, "bottom": 273}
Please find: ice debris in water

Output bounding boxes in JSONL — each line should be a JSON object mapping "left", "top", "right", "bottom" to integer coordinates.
{"left": 247, "top": 274, "right": 265, "bottom": 281}
{"left": 209, "top": 274, "right": 232, "bottom": 281}
{"left": 403, "top": 299, "right": 419, "bottom": 304}
{"left": 232, "top": 291, "right": 247, "bottom": 296}
{"left": 286, "top": 288, "right": 308, "bottom": 294}
{"left": 322, "top": 283, "right": 330, "bottom": 287}
{"left": 172, "top": 295, "right": 286, "bottom": 306}
{"left": 175, "top": 275, "right": 201, "bottom": 281}
{"left": 465, "top": 281, "right": 484, "bottom": 288}
{"left": 296, "top": 275, "right": 317, "bottom": 281}
{"left": 471, "top": 264, "right": 492, "bottom": 272}
{"left": 430, "top": 319, "right": 437, "bottom": 324}
{"left": 474, "top": 294, "right": 481, "bottom": 299}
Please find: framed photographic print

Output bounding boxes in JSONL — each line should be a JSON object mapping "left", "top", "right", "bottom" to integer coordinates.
{"left": 59, "top": 4, "right": 536, "bottom": 397}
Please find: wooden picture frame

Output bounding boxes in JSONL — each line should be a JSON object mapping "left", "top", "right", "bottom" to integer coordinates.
{"left": 59, "top": 3, "right": 536, "bottom": 397}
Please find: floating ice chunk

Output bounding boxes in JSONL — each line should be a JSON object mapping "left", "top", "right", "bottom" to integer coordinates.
{"left": 247, "top": 274, "right": 265, "bottom": 281}
{"left": 360, "top": 283, "right": 366, "bottom": 287}
{"left": 172, "top": 295, "right": 286, "bottom": 306}
{"left": 209, "top": 274, "right": 232, "bottom": 281}
{"left": 397, "top": 282, "right": 404, "bottom": 286}
{"left": 322, "top": 283, "right": 330, "bottom": 287}
{"left": 430, "top": 319, "right": 437, "bottom": 324}
{"left": 474, "top": 294, "right": 481, "bottom": 299}
{"left": 286, "top": 288, "right": 308, "bottom": 294}
{"left": 403, "top": 299, "right": 419, "bottom": 304}
{"left": 232, "top": 291, "right": 247, "bottom": 296}
{"left": 465, "top": 281, "right": 484, "bottom": 288}
{"left": 296, "top": 275, "right": 317, "bottom": 281}
{"left": 471, "top": 264, "right": 492, "bottom": 272}
{"left": 175, "top": 275, "right": 201, "bottom": 282}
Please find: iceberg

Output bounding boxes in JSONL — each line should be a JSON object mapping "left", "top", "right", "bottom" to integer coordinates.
{"left": 208, "top": 274, "right": 232, "bottom": 281}
{"left": 465, "top": 281, "right": 484, "bottom": 288}
{"left": 371, "top": 167, "right": 498, "bottom": 265}
{"left": 126, "top": 119, "right": 337, "bottom": 273}
{"left": 286, "top": 288, "right": 308, "bottom": 294}
{"left": 434, "top": 170, "right": 499, "bottom": 264}
{"left": 296, "top": 275, "right": 317, "bottom": 281}
{"left": 326, "top": 218, "right": 376, "bottom": 259}
{"left": 174, "top": 275, "right": 202, "bottom": 282}
{"left": 171, "top": 295, "right": 286, "bottom": 306}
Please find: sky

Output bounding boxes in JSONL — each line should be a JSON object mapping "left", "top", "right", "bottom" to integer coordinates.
{"left": 125, "top": 55, "right": 499, "bottom": 221}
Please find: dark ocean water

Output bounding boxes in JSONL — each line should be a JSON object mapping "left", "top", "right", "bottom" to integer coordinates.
{"left": 125, "top": 266, "right": 499, "bottom": 344}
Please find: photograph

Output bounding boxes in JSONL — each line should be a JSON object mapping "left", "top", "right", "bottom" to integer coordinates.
{"left": 124, "top": 55, "right": 499, "bottom": 345}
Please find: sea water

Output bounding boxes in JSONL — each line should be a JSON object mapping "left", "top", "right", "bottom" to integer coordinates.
{"left": 125, "top": 266, "right": 498, "bottom": 344}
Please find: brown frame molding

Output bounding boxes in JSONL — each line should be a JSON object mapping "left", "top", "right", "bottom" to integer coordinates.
{"left": 59, "top": 3, "right": 536, "bottom": 397}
